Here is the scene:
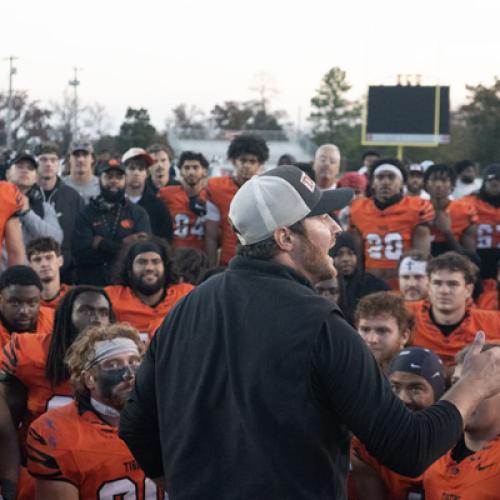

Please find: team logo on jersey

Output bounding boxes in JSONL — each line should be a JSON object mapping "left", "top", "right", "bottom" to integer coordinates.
{"left": 120, "top": 219, "right": 133, "bottom": 229}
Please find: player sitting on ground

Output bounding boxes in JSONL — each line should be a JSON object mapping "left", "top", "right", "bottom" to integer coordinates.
{"left": 423, "top": 343, "right": 500, "bottom": 499}
{"left": 26, "top": 323, "right": 164, "bottom": 499}
{"left": 352, "top": 346, "right": 446, "bottom": 500}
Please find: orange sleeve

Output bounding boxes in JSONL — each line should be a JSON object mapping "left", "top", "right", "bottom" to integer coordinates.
{"left": 26, "top": 416, "right": 80, "bottom": 485}
{"left": 417, "top": 198, "right": 435, "bottom": 224}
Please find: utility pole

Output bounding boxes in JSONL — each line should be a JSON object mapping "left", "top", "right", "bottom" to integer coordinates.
{"left": 68, "top": 67, "right": 81, "bottom": 140}
{"left": 4, "top": 56, "right": 18, "bottom": 149}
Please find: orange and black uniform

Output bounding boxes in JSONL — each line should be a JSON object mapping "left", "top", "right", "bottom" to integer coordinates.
{"left": 40, "top": 283, "right": 71, "bottom": 310}
{"left": 159, "top": 185, "right": 207, "bottom": 251}
{"left": 0, "top": 306, "right": 54, "bottom": 347}
{"left": 464, "top": 194, "right": 500, "bottom": 280}
{"left": 430, "top": 198, "right": 478, "bottom": 255}
{"left": 206, "top": 176, "right": 239, "bottom": 266}
{"left": 423, "top": 435, "right": 500, "bottom": 500}
{"left": 0, "top": 181, "right": 23, "bottom": 255}
{"left": 105, "top": 283, "right": 194, "bottom": 340}
{"left": 477, "top": 289, "right": 499, "bottom": 311}
{"left": 0, "top": 332, "right": 72, "bottom": 436}
{"left": 27, "top": 400, "right": 163, "bottom": 499}
{"left": 350, "top": 196, "right": 434, "bottom": 272}
{"left": 406, "top": 301, "right": 500, "bottom": 367}
{"left": 352, "top": 436, "right": 423, "bottom": 500}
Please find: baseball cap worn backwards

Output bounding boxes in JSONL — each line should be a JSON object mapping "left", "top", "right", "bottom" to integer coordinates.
{"left": 229, "top": 165, "right": 353, "bottom": 245}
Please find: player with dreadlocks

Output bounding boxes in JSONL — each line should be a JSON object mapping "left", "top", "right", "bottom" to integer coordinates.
{"left": 0, "top": 285, "right": 113, "bottom": 499}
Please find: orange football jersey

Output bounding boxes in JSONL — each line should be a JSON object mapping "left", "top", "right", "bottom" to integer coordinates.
{"left": 0, "top": 332, "right": 72, "bottom": 435}
{"left": 423, "top": 436, "right": 500, "bottom": 500}
{"left": 206, "top": 176, "right": 239, "bottom": 266}
{"left": 351, "top": 436, "right": 423, "bottom": 500}
{"left": 350, "top": 196, "right": 434, "bottom": 270}
{"left": 464, "top": 195, "right": 500, "bottom": 250}
{"left": 406, "top": 301, "right": 500, "bottom": 367}
{"left": 0, "top": 181, "right": 23, "bottom": 247}
{"left": 430, "top": 198, "right": 478, "bottom": 244}
{"left": 27, "top": 400, "right": 164, "bottom": 499}
{"left": 104, "top": 283, "right": 193, "bottom": 340}
{"left": 159, "top": 185, "right": 207, "bottom": 251}
{"left": 0, "top": 306, "right": 54, "bottom": 347}
{"left": 477, "top": 289, "right": 499, "bottom": 311}
{"left": 40, "top": 283, "right": 72, "bottom": 310}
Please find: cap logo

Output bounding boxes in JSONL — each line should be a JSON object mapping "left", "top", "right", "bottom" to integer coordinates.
{"left": 109, "top": 159, "right": 120, "bottom": 167}
{"left": 300, "top": 172, "right": 315, "bottom": 192}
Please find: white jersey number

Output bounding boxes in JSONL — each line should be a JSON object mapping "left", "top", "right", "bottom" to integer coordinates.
{"left": 174, "top": 214, "right": 204, "bottom": 239}
{"left": 366, "top": 232, "right": 403, "bottom": 260}
{"left": 98, "top": 477, "right": 164, "bottom": 499}
{"left": 477, "top": 223, "right": 500, "bottom": 249}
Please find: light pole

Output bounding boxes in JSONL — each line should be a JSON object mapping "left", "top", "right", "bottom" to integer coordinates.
{"left": 4, "top": 56, "right": 18, "bottom": 149}
{"left": 68, "top": 67, "right": 81, "bottom": 141}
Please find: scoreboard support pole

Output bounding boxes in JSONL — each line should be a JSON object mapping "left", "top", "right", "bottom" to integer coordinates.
{"left": 396, "top": 145, "right": 404, "bottom": 160}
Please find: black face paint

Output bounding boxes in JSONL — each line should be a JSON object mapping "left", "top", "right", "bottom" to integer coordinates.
{"left": 96, "top": 365, "right": 135, "bottom": 400}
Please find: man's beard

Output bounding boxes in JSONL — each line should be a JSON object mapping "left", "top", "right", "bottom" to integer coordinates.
{"left": 101, "top": 186, "right": 125, "bottom": 204}
{"left": 298, "top": 235, "right": 336, "bottom": 284}
{"left": 129, "top": 271, "right": 165, "bottom": 296}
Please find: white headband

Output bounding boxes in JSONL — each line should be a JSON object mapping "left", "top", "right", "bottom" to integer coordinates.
{"left": 399, "top": 257, "right": 427, "bottom": 276}
{"left": 85, "top": 338, "right": 140, "bottom": 369}
{"left": 373, "top": 163, "right": 404, "bottom": 181}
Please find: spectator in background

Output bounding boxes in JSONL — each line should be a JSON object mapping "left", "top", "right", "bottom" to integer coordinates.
{"left": 337, "top": 172, "right": 367, "bottom": 199}
{"left": 398, "top": 251, "right": 430, "bottom": 302}
{"left": 277, "top": 153, "right": 296, "bottom": 166}
{"left": 355, "top": 292, "right": 413, "bottom": 373}
{"left": 146, "top": 143, "right": 179, "bottom": 192}
{"left": 106, "top": 238, "right": 193, "bottom": 340}
{"left": 423, "top": 343, "right": 500, "bottom": 499}
{"left": 123, "top": 147, "right": 173, "bottom": 242}
{"left": 357, "top": 149, "right": 380, "bottom": 176}
{"left": 424, "top": 163, "right": 478, "bottom": 256}
{"left": 63, "top": 143, "right": 100, "bottom": 204}
{"left": 405, "top": 163, "right": 429, "bottom": 199}
{"left": 407, "top": 252, "right": 500, "bottom": 369}
{"left": 464, "top": 164, "right": 500, "bottom": 282}
{"left": 330, "top": 232, "right": 389, "bottom": 324}
{"left": 452, "top": 159, "right": 482, "bottom": 199}
{"left": 72, "top": 160, "right": 151, "bottom": 286}
{"left": 174, "top": 247, "right": 210, "bottom": 285}
{"left": 36, "top": 142, "right": 84, "bottom": 283}
{"left": 5, "top": 152, "right": 63, "bottom": 249}
{"left": 312, "top": 144, "right": 341, "bottom": 190}
{"left": 352, "top": 347, "right": 446, "bottom": 500}
{"left": 205, "top": 134, "right": 269, "bottom": 267}
{"left": 159, "top": 151, "right": 208, "bottom": 251}
{"left": 0, "top": 266, "right": 54, "bottom": 346}
{"left": 349, "top": 158, "right": 434, "bottom": 288}
{"left": 27, "top": 237, "right": 71, "bottom": 311}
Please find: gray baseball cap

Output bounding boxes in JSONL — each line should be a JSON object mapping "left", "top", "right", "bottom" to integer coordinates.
{"left": 229, "top": 165, "right": 353, "bottom": 245}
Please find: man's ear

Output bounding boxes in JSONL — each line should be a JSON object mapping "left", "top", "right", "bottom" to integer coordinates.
{"left": 57, "top": 255, "right": 64, "bottom": 269}
{"left": 273, "top": 227, "right": 295, "bottom": 252}
{"left": 465, "top": 282, "right": 474, "bottom": 300}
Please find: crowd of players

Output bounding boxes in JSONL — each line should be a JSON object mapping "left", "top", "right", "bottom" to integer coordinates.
{"left": 0, "top": 134, "right": 498, "bottom": 498}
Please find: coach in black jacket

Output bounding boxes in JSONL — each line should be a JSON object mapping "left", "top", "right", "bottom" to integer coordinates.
{"left": 120, "top": 166, "right": 500, "bottom": 500}
{"left": 72, "top": 159, "right": 151, "bottom": 286}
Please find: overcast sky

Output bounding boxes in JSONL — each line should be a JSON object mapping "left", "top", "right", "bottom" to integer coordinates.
{"left": 2, "top": 0, "right": 499, "bottom": 133}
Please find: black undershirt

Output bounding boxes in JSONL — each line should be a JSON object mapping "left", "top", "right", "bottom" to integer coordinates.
{"left": 429, "top": 308, "right": 465, "bottom": 337}
{"left": 451, "top": 436, "right": 475, "bottom": 463}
